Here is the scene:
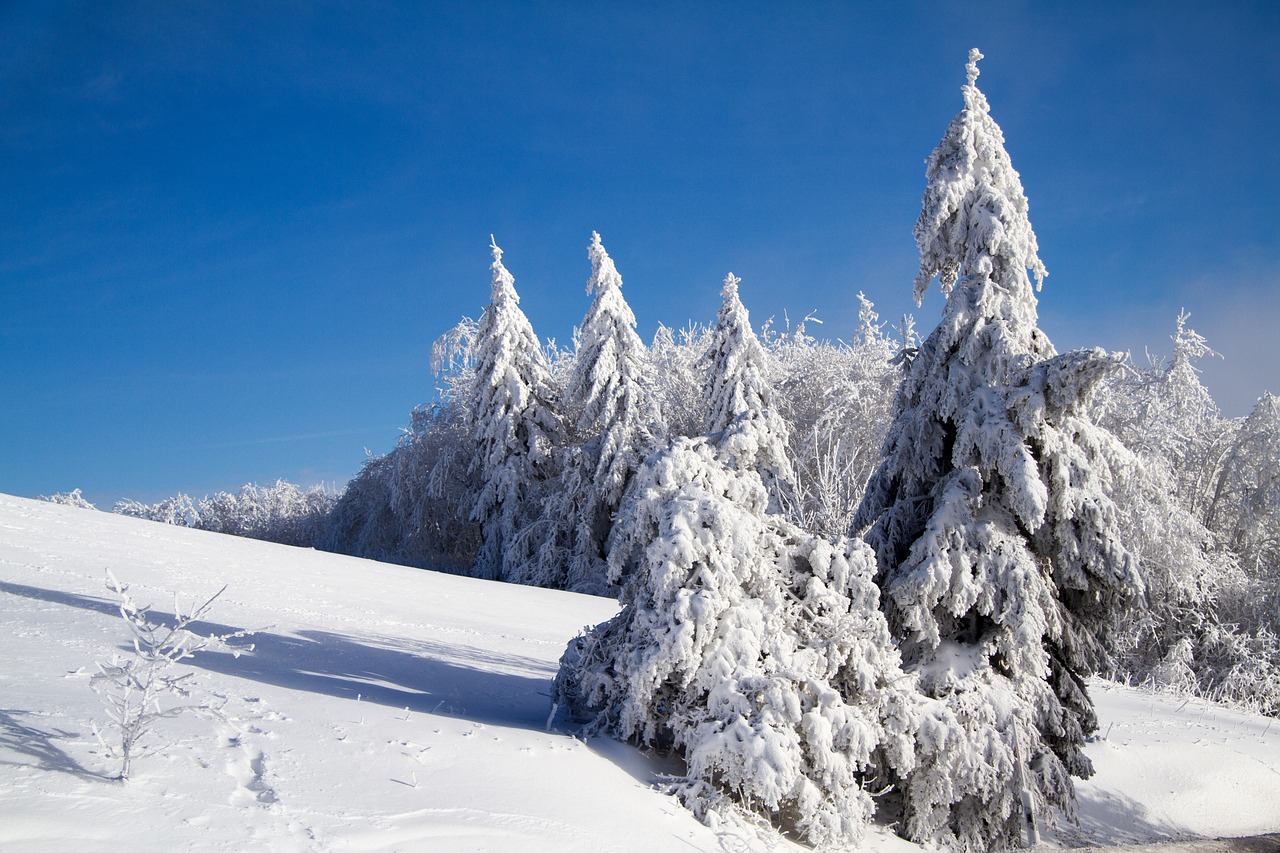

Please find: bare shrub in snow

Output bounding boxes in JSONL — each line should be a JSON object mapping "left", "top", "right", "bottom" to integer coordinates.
{"left": 92, "top": 571, "right": 252, "bottom": 780}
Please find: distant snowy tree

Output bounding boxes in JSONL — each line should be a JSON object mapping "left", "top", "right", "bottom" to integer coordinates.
{"left": 321, "top": 403, "right": 479, "bottom": 573}
{"left": 1087, "top": 320, "right": 1280, "bottom": 712}
{"left": 703, "top": 273, "right": 796, "bottom": 511}
{"left": 1209, "top": 392, "right": 1280, "bottom": 574}
{"left": 854, "top": 50, "right": 1141, "bottom": 849}
{"left": 649, "top": 322, "right": 712, "bottom": 440}
{"left": 114, "top": 482, "right": 332, "bottom": 546}
{"left": 1101, "top": 312, "right": 1235, "bottom": 518}
{"left": 467, "top": 238, "right": 563, "bottom": 582}
{"left": 770, "top": 295, "right": 897, "bottom": 538}
{"left": 114, "top": 493, "right": 201, "bottom": 528}
{"left": 555, "top": 406, "right": 916, "bottom": 846}
{"left": 40, "top": 488, "right": 97, "bottom": 510}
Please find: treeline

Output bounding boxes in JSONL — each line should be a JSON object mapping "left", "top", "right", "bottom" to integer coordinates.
{"left": 85, "top": 246, "right": 1279, "bottom": 721}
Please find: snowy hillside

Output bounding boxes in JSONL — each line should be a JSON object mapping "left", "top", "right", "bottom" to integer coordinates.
{"left": 1, "top": 494, "right": 1276, "bottom": 852}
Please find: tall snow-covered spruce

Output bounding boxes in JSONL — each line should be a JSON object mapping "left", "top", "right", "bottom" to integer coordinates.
{"left": 536, "top": 233, "right": 656, "bottom": 593}
{"left": 553, "top": 274, "right": 915, "bottom": 848}
{"left": 853, "top": 50, "right": 1142, "bottom": 850}
{"left": 467, "top": 238, "right": 562, "bottom": 582}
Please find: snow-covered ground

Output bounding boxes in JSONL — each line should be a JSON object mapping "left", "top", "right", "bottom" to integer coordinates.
{"left": 1, "top": 494, "right": 1276, "bottom": 851}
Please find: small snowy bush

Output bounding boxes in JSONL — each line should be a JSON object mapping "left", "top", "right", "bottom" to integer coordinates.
{"left": 40, "top": 488, "right": 96, "bottom": 509}
{"left": 92, "top": 571, "right": 252, "bottom": 780}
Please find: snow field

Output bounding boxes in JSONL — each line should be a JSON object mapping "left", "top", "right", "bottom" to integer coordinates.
{"left": 1, "top": 494, "right": 1277, "bottom": 851}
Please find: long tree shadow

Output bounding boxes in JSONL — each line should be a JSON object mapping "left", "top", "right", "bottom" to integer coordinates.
{"left": 0, "top": 708, "right": 110, "bottom": 781}
{"left": 2, "top": 579, "right": 560, "bottom": 731}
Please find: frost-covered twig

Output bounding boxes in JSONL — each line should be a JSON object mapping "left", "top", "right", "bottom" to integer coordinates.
{"left": 91, "top": 569, "right": 253, "bottom": 780}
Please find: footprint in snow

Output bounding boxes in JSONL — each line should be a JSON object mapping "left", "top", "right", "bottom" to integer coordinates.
{"left": 226, "top": 743, "right": 279, "bottom": 807}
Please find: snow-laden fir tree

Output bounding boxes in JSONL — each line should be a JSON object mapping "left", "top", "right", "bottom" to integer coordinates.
{"left": 554, "top": 272, "right": 917, "bottom": 847}
{"left": 535, "top": 233, "right": 657, "bottom": 592}
{"left": 467, "top": 238, "right": 563, "bottom": 582}
{"left": 853, "top": 50, "right": 1141, "bottom": 850}
{"left": 703, "top": 273, "right": 796, "bottom": 510}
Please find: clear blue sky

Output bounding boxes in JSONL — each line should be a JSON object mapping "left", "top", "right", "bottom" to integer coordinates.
{"left": 3, "top": 1, "right": 1277, "bottom": 508}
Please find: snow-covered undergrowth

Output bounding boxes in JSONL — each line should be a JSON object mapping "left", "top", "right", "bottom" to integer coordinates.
{"left": 1, "top": 494, "right": 1277, "bottom": 851}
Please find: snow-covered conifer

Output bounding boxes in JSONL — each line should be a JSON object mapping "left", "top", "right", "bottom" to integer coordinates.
{"left": 555, "top": 428, "right": 915, "bottom": 846}
{"left": 537, "top": 233, "right": 656, "bottom": 592}
{"left": 854, "top": 50, "right": 1141, "bottom": 849}
{"left": 703, "top": 273, "right": 795, "bottom": 508}
{"left": 467, "top": 238, "right": 563, "bottom": 581}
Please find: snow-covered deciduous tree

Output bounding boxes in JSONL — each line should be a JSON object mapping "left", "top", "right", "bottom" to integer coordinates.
{"left": 1209, "top": 392, "right": 1280, "bottom": 582}
{"left": 1100, "top": 312, "right": 1235, "bottom": 519}
{"left": 1087, "top": 320, "right": 1279, "bottom": 713}
{"left": 321, "top": 403, "right": 479, "bottom": 573}
{"left": 853, "top": 50, "right": 1141, "bottom": 850}
{"left": 703, "top": 273, "right": 796, "bottom": 511}
{"left": 772, "top": 294, "right": 898, "bottom": 539}
{"left": 648, "top": 322, "right": 712, "bottom": 440}
{"left": 116, "top": 493, "right": 202, "bottom": 528}
{"left": 115, "top": 482, "right": 333, "bottom": 546}
{"left": 536, "top": 233, "right": 656, "bottom": 593}
{"left": 467, "top": 238, "right": 563, "bottom": 582}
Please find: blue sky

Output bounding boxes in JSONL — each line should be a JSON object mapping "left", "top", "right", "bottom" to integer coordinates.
{"left": 3, "top": 1, "right": 1277, "bottom": 507}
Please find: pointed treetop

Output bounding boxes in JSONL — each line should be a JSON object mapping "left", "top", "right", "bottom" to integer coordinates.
{"left": 966, "top": 48, "right": 983, "bottom": 89}
{"left": 586, "top": 231, "right": 624, "bottom": 296}
{"left": 911, "top": 48, "right": 1046, "bottom": 307}
{"left": 488, "top": 235, "right": 517, "bottom": 302}
{"left": 722, "top": 272, "right": 741, "bottom": 300}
